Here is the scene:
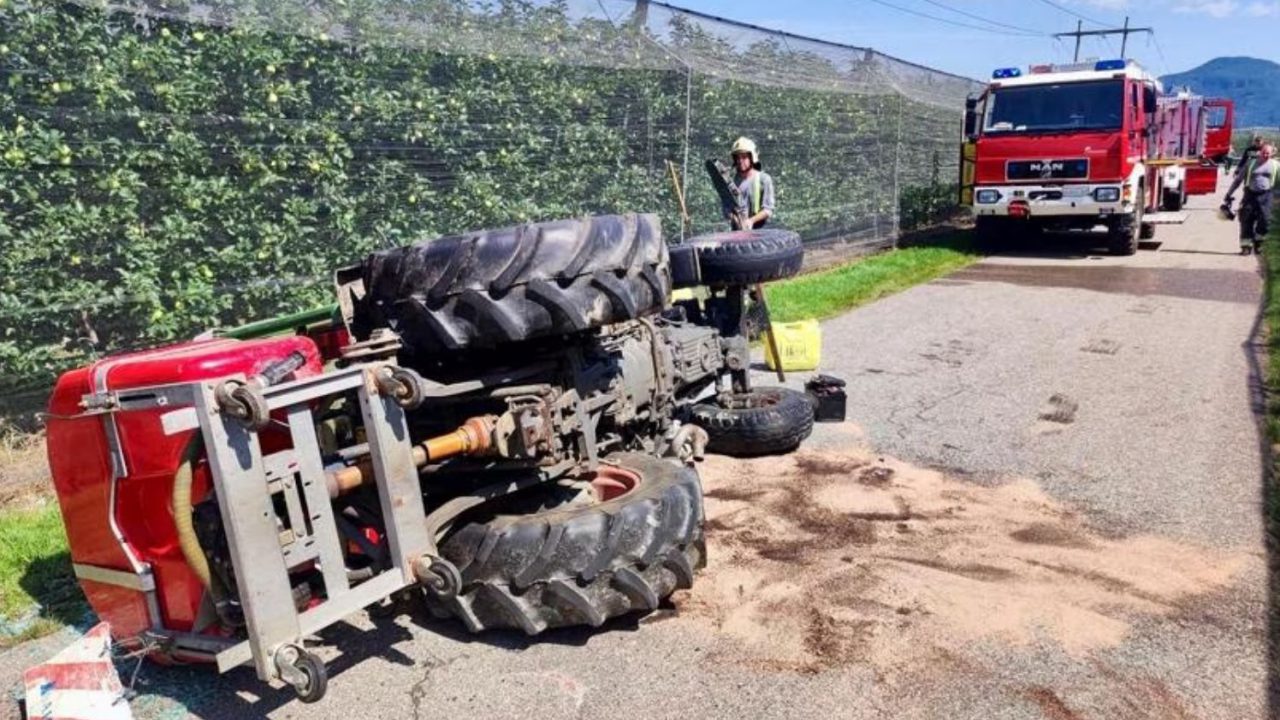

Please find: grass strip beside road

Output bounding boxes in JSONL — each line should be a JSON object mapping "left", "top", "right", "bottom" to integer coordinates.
{"left": 1263, "top": 206, "right": 1280, "bottom": 441}
{"left": 766, "top": 233, "right": 980, "bottom": 323}
{"left": 1263, "top": 210, "right": 1280, "bottom": 455}
{"left": 1262, "top": 209, "right": 1280, "bottom": 687}
{"left": 0, "top": 502, "right": 84, "bottom": 648}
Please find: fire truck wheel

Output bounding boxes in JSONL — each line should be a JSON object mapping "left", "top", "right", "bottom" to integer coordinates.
{"left": 430, "top": 453, "right": 705, "bottom": 634}
{"left": 1108, "top": 215, "right": 1140, "bottom": 256}
{"left": 688, "top": 228, "right": 804, "bottom": 286}
{"left": 1139, "top": 222, "right": 1156, "bottom": 240}
{"left": 690, "top": 386, "right": 815, "bottom": 457}
{"left": 1162, "top": 186, "right": 1185, "bottom": 212}
{"left": 974, "top": 217, "right": 1007, "bottom": 251}
{"left": 353, "top": 214, "right": 671, "bottom": 354}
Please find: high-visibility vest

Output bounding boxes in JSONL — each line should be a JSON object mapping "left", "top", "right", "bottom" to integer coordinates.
{"left": 752, "top": 174, "right": 763, "bottom": 216}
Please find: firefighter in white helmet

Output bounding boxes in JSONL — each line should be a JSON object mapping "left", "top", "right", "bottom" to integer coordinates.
{"left": 723, "top": 137, "right": 776, "bottom": 230}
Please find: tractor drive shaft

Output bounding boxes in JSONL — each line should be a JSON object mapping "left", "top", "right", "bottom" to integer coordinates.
{"left": 325, "top": 415, "right": 497, "bottom": 497}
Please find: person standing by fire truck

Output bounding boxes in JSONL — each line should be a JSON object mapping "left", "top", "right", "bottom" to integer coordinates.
{"left": 1237, "top": 143, "right": 1278, "bottom": 255}
{"left": 1225, "top": 133, "right": 1265, "bottom": 200}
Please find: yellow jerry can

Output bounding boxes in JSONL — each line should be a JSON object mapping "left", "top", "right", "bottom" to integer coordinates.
{"left": 764, "top": 319, "right": 822, "bottom": 372}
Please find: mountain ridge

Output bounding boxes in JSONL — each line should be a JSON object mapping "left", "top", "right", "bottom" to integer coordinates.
{"left": 1160, "top": 56, "right": 1280, "bottom": 128}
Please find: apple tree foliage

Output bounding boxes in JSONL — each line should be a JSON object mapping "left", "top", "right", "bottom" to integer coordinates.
{"left": 0, "top": 0, "right": 960, "bottom": 414}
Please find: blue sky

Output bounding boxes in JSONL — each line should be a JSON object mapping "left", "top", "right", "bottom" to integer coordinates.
{"left": 679, "top": 0, "right": 1278, "bottom": 79}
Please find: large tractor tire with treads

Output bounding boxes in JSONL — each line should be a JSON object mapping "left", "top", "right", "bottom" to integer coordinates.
{"left": 690, "top": 386, "right": 814, "bottom": 457}
{"left": 688, "top": 229, "right": 803, "bottom": 286}
{"left": 430, "top": 453, "right": 705, "bottom": 634}
{"left": 356, "top": 214, "right": 670, "bottom": 353}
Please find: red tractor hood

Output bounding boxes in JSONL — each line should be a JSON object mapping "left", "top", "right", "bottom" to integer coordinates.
{"left": 975, "top": 132, "right": 1126, "bottom": 184}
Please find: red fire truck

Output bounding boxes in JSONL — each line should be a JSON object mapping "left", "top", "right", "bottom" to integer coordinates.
{"left": 959, "top": 59, "right": 1233, "bottom": 255}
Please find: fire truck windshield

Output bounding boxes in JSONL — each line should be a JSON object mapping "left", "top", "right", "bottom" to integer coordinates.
{"left": 983, "top": 80, "right": 1124, "bottom": 135}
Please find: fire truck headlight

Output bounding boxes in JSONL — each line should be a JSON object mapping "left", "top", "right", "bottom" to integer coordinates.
{"left": 976, "top": 189, "right": 1001, "bottom": 204}
{"left": 1093, "top": 187, "right": 1121, "bottom": 203}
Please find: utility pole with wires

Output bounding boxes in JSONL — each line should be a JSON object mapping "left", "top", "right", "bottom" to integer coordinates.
{"left": 1054, "top": 16, "right": 1153, "bottom": 62}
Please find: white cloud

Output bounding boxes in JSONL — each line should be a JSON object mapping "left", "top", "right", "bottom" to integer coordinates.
{"left": 1172, "top": 0, "right": 1240, "bottom": 16}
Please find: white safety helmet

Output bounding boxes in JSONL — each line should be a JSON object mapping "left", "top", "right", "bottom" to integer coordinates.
{"left": 730, "top": 136, "right": 760, "bottom": 169}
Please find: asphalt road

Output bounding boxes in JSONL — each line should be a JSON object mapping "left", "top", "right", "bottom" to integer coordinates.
{"left": 2, "top": 188, "right": 1271, "bottom": 719}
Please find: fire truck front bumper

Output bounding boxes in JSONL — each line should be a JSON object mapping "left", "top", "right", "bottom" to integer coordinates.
{"left": 971, "top": 184, "right": 1132, "bottom": 219}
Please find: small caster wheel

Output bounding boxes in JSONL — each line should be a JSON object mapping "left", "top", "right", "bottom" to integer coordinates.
{"left": 413, "top": 556, "right": 462, "bottom": 601}
{"left": 291, "top": 651, "right": 328, "bottom": 704}
{"left": 375, "top": 366, "right": 426, "bottom": 409}
{"left": 276, "top": 644, "right": 328, "bottom": 703}
{"left": 215, "top": 380, "right": 271, "bottom": 429}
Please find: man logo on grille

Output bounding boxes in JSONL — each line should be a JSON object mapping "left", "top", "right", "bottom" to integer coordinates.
{"left": 1040, "top": 160, "right": 1056, "bottom": 179}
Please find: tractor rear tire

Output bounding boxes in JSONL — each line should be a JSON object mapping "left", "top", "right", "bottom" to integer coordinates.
{"left": 431, "top": 453, "right": 705, "bottom": 634}
{"left": 355, "top": 214, "right": 670, "bottom": 354}
{"left": 690, "top": 386, "right": 814, "bottom": 457}
{"left": 688, "top": 229, "right": 804, "bottom": 286}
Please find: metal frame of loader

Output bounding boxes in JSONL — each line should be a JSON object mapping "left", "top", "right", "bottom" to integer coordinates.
{"left": 101, "top": 360, "right": 464, "bottom": 700}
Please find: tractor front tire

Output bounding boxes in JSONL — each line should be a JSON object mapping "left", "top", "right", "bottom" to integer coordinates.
{"left": 688, "top": 229, "right": 804, "bottom": 286}
{"left": 431, "top": 453, "right": 705, "bottom": 634}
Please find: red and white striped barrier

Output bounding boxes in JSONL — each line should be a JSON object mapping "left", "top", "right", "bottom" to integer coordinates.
{"left": 22, "top": 623, "right": 132, "bottom": 720}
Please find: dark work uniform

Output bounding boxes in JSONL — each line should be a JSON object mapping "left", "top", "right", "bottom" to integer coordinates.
{"left": 1239, "top": 157, "right": 1278, "bottom": 249}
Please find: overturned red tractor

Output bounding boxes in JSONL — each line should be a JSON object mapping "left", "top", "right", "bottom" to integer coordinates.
{"left": 45, "top": 215, "right": 812, "bottom": 701}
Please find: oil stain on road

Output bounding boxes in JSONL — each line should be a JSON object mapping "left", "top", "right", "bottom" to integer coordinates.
{"left": 948, "top": 264, "right": 1260, "bottom": 305}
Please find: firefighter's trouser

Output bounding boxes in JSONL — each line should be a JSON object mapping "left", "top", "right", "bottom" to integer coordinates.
{"left": 1240, "top": 190, "right": 1272, "bottom": 246}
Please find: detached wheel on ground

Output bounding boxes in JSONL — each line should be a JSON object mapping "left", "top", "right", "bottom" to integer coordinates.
{"left": 353, "top": 214, "right": 671, "bottom": 354}
{"left": 686, "top": 228, "right": 804, "bottom": 286}
{"left": 431, "top": 453, "right": 705, "bottom": 634}
{"left": 690, "top": 386, "right": 814, "bottom": 457}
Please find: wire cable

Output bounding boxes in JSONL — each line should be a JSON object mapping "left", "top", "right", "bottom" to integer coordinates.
{"left": 1033, "top": 0, "right": 1108, "bottom": 26}
{"left": 917, "top": 0, "right": 1047, "bottom": 36}
{"left": 863, "top": 0, "right": 1042, "bottom": 36}
{"left": 1149, "top": 34, "right": 1171, "bottom": 77}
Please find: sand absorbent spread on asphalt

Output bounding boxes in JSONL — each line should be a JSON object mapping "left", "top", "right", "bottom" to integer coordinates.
{"left": 675, "top": 429, "right": 1248, "bottom": 675}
